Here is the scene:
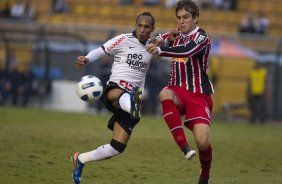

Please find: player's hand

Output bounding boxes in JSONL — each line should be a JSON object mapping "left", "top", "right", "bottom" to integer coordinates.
{"left": 146, "top": 43, "right": 159, "bottom": 55}
{"left": 149, "top": 38, "right": 161, "bottom": 46}
{"left": 167, "top": 29, "right": 180, "bottom": 42}
{"left": 76, "top": 56, "right": 89, "bottom": 68}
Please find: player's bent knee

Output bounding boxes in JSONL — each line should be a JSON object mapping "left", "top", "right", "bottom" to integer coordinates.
{"left": 196, "top": 139, "right": 210, "bottom": 151}
{"left": 110, "top": 139, "right": 127, "bottom": 153}
{"left": 159, "top": 89, "right": 174, "bottom": 102}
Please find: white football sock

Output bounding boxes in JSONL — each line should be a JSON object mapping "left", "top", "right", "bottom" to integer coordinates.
{"left": 119, "top": 93, "right": 131, "bottom": 114}
{"left": 78, "top": 144, "right": 120, "bottom": 163}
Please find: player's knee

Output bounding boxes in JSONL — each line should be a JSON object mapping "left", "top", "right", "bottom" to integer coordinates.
{"left": 159, "top": 89, "right": 174, "bottom": 102}
{"left": 110, "top": 139, "right": 127, "bottom": 153}
{"left": 195, "top": 138, "right": 210, "bottom": 151}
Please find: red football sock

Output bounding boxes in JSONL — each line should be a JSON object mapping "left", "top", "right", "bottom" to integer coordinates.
{"left": 199, "top": 144, "right": 212, "bottom": 179}
{"left": 161, "top": 99, "right": 188, "bottom": 151}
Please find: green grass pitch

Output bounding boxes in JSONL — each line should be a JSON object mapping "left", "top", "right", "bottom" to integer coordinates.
{"left": 0, "top": 107, "right": 282, "bottom": 184}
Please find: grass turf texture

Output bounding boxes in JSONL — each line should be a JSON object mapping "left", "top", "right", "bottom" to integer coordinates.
{"left": 0, "top": 107, "right": 282, "bottom": 184}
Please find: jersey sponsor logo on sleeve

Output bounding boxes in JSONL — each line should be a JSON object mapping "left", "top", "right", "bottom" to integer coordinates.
{"left": 195, "top": 34, "right": 206, "bottom": 44}
{"left": 106, "top": 35, "right": 126, "bottom": 52}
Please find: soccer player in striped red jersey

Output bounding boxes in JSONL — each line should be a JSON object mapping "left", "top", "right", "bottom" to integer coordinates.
{"left": 147, "top": 1, "right": 213, "bottom": 183}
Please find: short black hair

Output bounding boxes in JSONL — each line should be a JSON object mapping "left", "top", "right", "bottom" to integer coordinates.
{"left": 176, "top": 0, "right": 199, "bottom": 18}
{"left": 136, "top": 12, "right": 155, "bottom": 27}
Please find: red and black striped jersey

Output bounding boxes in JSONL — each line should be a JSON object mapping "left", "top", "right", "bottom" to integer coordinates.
{"left": 159, "top": 27, "right": 214, "bottom": 95}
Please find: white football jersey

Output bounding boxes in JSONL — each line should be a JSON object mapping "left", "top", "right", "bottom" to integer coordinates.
{"left": 102, "top": 32, "right": 153, "bottom": 90}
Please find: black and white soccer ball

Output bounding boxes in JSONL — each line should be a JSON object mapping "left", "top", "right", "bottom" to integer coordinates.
{"left": 76, "top": 75, "right": 103, "bottom": 102}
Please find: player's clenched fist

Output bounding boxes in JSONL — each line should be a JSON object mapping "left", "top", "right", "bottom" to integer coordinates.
{"left": 146, "top": 43, "right": 159, "bottom": 55}
{"left": 76, "top": 56, "right": 89, "bottom": 68}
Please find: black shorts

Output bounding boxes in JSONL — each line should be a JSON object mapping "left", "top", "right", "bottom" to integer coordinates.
{"left": 101, "top": 81, "right": 140, "bottom": 136}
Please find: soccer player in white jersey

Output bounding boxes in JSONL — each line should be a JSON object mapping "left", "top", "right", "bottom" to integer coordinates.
{"left": 71, "top": 12, "right": 155, "bottom": 184}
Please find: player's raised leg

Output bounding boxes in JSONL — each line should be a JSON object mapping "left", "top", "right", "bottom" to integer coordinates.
{"left": 159, "top": 89, "right": 196, "bottom": 160}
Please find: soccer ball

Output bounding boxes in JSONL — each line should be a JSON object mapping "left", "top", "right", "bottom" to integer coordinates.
{"left": 76, "top": 75, "right": 103, "bottom": 102}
